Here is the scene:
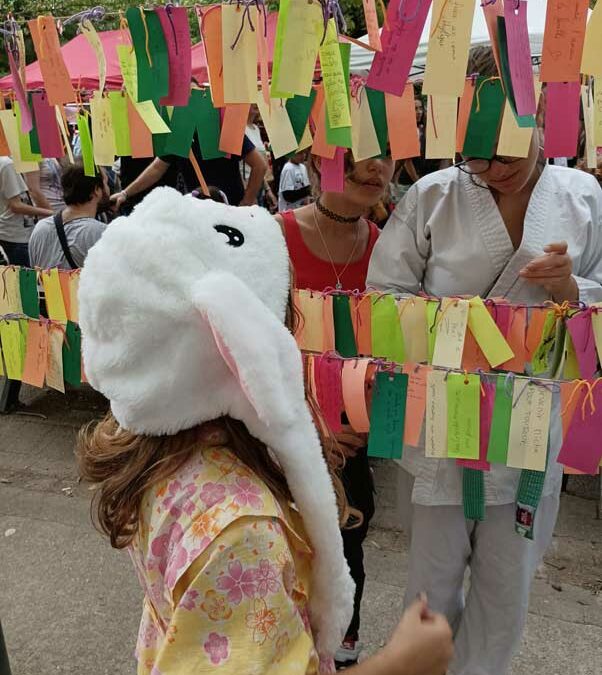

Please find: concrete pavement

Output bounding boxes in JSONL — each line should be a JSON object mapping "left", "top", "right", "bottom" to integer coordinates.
{"left": 1, "top": 386, "right": 601, "bottom": 674}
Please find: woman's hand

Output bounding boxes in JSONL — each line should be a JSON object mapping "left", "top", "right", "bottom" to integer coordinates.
{"left": 519, "top": 241, "right": 579, "bottom": 302}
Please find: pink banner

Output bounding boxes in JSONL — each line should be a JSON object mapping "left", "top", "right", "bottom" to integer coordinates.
{"left": 8, "top": 50, "right": 32, "bottom": 134}
{"left": 156, "top": 6, "right": 193, "bottom": 107}
{"left": 544, "top": 82, "right": 580, "bottom": 159}
{"left": 321, "top": 146, "right": 345, "bottom": 192}
{"left": 504, "top": 1, "right": 537, "bottom": 116}
{"left": 31, "top": 92, "right": 63, "bottom": 158}
{"left": 457, "top": 378, "right": 494, "bottom": 471}
{"left": 367, "top": 0, "right": 433, "bottom": 96}
{"left": 558, "top": 386, "right": 602, "bottom": 474}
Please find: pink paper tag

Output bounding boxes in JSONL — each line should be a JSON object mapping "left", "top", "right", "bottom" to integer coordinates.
{"left": 494, "top": 303, "right": 512, "bottom": 339}
{"left": 314, "top": 355, "right": 343, "bottom": 433}
{"left": 31, "top": 92, "right": 63, "bottom": 158}
{"left": 457, "top": 378, "right": 494, "bottom": 471}
{"left": 321, "top": 146, "right": 345, "bottom": 193}
{"left": 544, "top": 81, "right": 581, "bottom": 159}
{"left": 367, "top": 0, "right": 433, "bottom": 96}
{"left": 504, "top": 1, "right": 537, "bottom": 116}
{"left": 566, "top": 310, "right": 598, "bottom": 380}
{"left": 156, "top": 6, "right": 193, "bottom": 107}
{"left": 557, "top": 386, "right": 602, "bottom": 474}
{"left": 8, "top": 50, "right": 32, "bottom": 134}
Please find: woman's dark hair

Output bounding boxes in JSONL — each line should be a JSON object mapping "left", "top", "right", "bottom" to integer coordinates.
{"left": 191, "top": 186, "right": 228, "bottom": 203}
{"left": 61, "top": 161, "right": 105, "bottom": 205}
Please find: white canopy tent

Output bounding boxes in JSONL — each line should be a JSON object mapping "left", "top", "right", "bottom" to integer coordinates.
{"left": 349, "top": 1, "right": 550, "bottom": 77}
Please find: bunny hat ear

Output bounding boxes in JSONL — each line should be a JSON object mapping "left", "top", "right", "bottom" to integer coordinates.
{"left": 78, "top": 189, "right": 354, "bottom": 657}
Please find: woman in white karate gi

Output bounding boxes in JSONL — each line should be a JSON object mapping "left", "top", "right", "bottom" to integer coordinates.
{"left": 367, "top": 59, "right": 602, "bottom": 675}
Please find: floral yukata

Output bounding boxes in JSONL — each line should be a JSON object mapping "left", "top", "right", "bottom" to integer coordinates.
{"left": 129, "top": 444, "right": 321, "bottom": 674}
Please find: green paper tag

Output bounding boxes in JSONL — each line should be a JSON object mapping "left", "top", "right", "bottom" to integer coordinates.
{"left": 487, "top": 375, "right": 513, "bottom": 464}
{"left": 286, "top": 90, "right": 317, "bottom": 144}
{"left": 497, "top": 17, "right": 535, "bottom": 129}
{"left": 366, "top": 87, "right": 388, "bottom": 158}
{"left": 325, "top": 43, "right": 352, "bottom": 149}
{"left": 77, "top": 113, "right": 96, "bottom": 177}
{"left": 28, "top": 96, "right": 41, "bottom": 155}
{"left": 462, "top": 77, "right": 505, "bottom": 159}
{"left": 16, "top": 103, "right": 41, "bottom": 163}
{"left": 371, "top": 295, "right": 405, "bottom": 363}
{"left": 162, "top": 93, "right": 196, "bottom": 157}
{"left": 108, "top": 92, "right": 132, "bottom": 156}
{"left": 426, "top": 300, "right": 439, "bottom": 364}
{"left": 368, "top": 371, "right": 408, "bottom": 459}
{"left": 19, "top": 268, "right": 40, "bottom": 319}
{"left": 195, "top": 91, "right": 225, "bottom": 160}
{"left": 270, "top": 0, "right": 294, "bottom": 99}
{"left": 463, "top": 468, "right": 486, "bottom": 521}
{"left": 447, "top": 373, "right": 480, "bottom": 460}
{"left": 152, "top": 105, "right": 172, "bottom": 157}
{"left": 333, "top": 294, "right": 358, "bottom": 358}
{"left": 62, "top": 320, "right": 82, "bottom": 387}
{"left": 531, "top": 311, "right": 557, "bottom": 376}
{"left": 126, "top": 7, "right": 170, "bottom": 103}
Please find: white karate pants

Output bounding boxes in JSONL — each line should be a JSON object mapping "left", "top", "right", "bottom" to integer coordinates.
{"left": 399, "top": 475, "right": 560, "bottom": 675}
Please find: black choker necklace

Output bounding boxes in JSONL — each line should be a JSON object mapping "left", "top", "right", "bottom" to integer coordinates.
{"left": 316, "top": 198, "right": 361, "bottom": 224}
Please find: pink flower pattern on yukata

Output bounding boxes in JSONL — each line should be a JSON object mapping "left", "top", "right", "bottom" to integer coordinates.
{"left": 179, "top": 589, "right": 200, "bottom": 611}
{"left": 216, "top": 560, "right": 257, "bottom": 605}
{"left": 229, "top": 477, "right": 264, "bottom": 510}
{"left": 254, "top": 559, "right": 280, "bottom": 598}
{"left": 139, "top": 620, "right": 160, "bottom": 648}
{"left": 161, "top": 480, "right": 198, "bottom": 517}
{"left": 150, "top": 522, "right": 184, "bottom": 576}
{"left": 203, "top": 632, "right": 230, "bottom": 665}
{"left": 199, "top": 481, "right": 227, "bottom": 508}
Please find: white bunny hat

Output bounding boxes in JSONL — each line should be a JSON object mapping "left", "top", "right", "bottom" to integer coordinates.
{"left": 78, "top": 187, "right": 354, "bottom": 657}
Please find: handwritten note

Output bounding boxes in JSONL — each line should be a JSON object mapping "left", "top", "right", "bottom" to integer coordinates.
{"left": 581, "top": 0, "right": 602, "bottom": 76}
{"left": 46, "top": 325, "right": 65, "bottom": 393}
{"left": 368, "top": 371, "right": 408, "bottom": 459}
{"left": 368, "top": 0, "right": 433, "bottom": 96}
{"left": 593, "top": 80, "right": 602, "bottom": 147}
{"left": 117, "top": 45, "right": 138, "bottom": 102}
{"left": 540, "top": 0, "right": 588, "bottom": 82}
{"left": 222, "top": 4, "right": 258, "bottom": 104}
{"left": 314, "top": 354, "right": 343, "bottom": 433}
{"left": 432, "top": 298, "right": 469, "bottom": 369}
{"left": 447, "top": 373, "right": 480, "bottom": 460}
{"left": 402, "top": 364, "right": 430, "bottom": 446}
{"left": 425, "top": 94, "right": 458, "bottom": 160}
{"left": 422, "top": 0, "right": 475, "bottom": 96}
{"left": 81, "top": 19, "right": 106, "bottom": 94}
{"left": 363, "top": 0, "right": 383, "bottom": 51}
{"left": 458, "top": 378, "right": 494, "bottom": 470}
{"left": 90, "top": 93, "right": 116, "bottom": 167}
{"left": 386, "top": 85, "right": 420, "bottom": 159}
{"left": 0, "top": 267, "right": 23, "bottom": 315}
{"left": 21, "top": 321, "right": 48, "bottom": 388}
{"left": 156, "top": 5, "right": 192, "bottom": 107}
{"left": 544, "top": 81, "right": 581, "bottom": 159}
{"left": 320, "top": 19, "right": 352, "bottom": 128}
{"left": 506, "top": 380, "right": 552, "bottom": 472}
{"left": 468, "top": 297, "right": 514, "bottom": 367}
{"left": 425, "top": 369, "right": 448, "bottom": 458}
{"left": 351, "top": 89, "right": 381, "bottom": 161}
{"left": 504, "top": 1, "right": 536, "bottom": 116}
{"left": 28, "top": 17, "right": 75, "bottom": 105}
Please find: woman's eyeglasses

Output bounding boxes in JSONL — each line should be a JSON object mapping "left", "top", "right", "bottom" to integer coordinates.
{"left": 455, "top": 155, "right": 524, "bottom": 175}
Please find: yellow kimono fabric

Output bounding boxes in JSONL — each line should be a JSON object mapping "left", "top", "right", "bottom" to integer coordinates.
{"left": 129, "top": 446, "right": 320, "bottom": 674}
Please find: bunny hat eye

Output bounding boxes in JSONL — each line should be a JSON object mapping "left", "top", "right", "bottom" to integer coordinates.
{"left": 213, "top": 224, "right": 245, "bottom": 248}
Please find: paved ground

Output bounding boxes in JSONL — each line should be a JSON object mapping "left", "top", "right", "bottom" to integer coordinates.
{"left": 1, "top": 385, "right": 601, "bottom": 675}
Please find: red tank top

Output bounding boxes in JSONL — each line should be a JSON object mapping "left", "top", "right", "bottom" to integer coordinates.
{"left": 281, "top": 210, "right": 380, "bottom": 292}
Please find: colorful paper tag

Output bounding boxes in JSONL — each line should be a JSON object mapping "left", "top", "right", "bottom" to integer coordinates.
{"left": 425, "top": 368, "right": 448, "bottom": 458}
{"left": 368, "top": 371, "right": 408, "bottom": 459}
{"left": 447, "top": 373, "right": 480, "bottom": 460}
{"left": 432, "top": 298, "right": 469, "bottom": 370}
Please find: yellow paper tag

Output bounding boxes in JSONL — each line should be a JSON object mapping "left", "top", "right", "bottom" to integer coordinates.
{"left": 295, "top": 290, "right": 324, "bottom": 352}
{"left": 222, "top": 4, "right": 258, "bottom": 104}
{"left": 0, "top": 319, "right": 24, "bottom": 380}
{"left": 432, "top": 298, "right": 469, "bottom": 370}
{"left": 69, "top": 272, "right": 80, "bottom": 324}
{"left": 81, "top": 19, "right": 107, "bottom": 94}
{"left": 582, "top": 85, "right": 598, "bottom": 170}
{"left": 399, "top": 297, "right": 429, "bottom": 364}
{"left": 506, "top": 379, "right": 552, "bottom": 472}
{"left": 134, "top": 101, "right": 171, "bottom": 135}
{"left": 90, "top": 92, "right": 117, "bottom": 167}
{"left": 117, "top": 44, "right": 138, "bottom": 102}
{"left": 41, "top": 269, "right": 67, "bottom": 322}
{"left": 497, "top": 79, "right": 542, "bottom": 158}
{"left": 297, "top": 122, "right": 313, "bottom": 152}
{"left": 0, "top": 267, "right": 23, "bottom": 315}
{"left": 319, "top": 19, "right": 351, "bottom": 129}
{"left": 0, "top": 110, "right": 39, "bottom": 173}
{"left": 351, "top": 90, "right": 381, "bottom": 161}
{"left": 422, "top": 0, "right": 476, "bottom": 96}
{"left": 425, "top": 94, "right": 458, "bottom": 160}
{"left": 55, "top": 106, "right": 74, "bottom": 164}
{"left": 593, "top": 79, "right": 602, "bottom": 147}
{"left": 581, "top": 1, "right": 602, "bottom": 77}
{"left": 46, "top": 324, "right": 65, "bottom": 393}
{"left": 467, "top": 296, "right": 514, "bottom": 367}
{"left": 255, "top": 98, "right": 298, "bottom": 159}
{"left": 425, "top": 369, "right": 448, "bottom": 458}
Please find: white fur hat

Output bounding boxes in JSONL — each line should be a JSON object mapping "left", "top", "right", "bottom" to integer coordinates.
{"left": 78, "top": 187, "right": 354, "bottom": 657}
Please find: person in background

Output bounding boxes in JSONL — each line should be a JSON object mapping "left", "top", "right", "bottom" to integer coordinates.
{"left": 28, "top": 161, "right": 109, "bottom": 269}
{"left": 367, "top": 46, "right": 602, "bottom": 675}
{"left": 242, "top": 105, "right": 277, "bottom": 209}
{"left": 275, "top": 151, "right": 396, "bottom": 669}
{"left": 24, "top": 159, "right": 66, "bottom": 213}
{"left": 0, "top": 156, "right": 52, "bottom": 267}
{"left": 111, "top": 134, "right": 267, "bottom": 209}
{"left": 278, "top": 151, "right": 311, "bottom": 212}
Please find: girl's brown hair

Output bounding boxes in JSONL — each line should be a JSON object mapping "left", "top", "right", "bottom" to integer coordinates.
{"left": 77, "top": 290, "right": 349, "bottom": 549}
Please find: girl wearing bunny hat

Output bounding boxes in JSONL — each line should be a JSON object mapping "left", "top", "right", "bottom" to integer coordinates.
{"left": 77, "top": 187, "right": 452, "bottom": 675}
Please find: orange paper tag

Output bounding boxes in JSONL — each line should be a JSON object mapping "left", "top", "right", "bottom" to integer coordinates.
{"left": 28, "top": 17, "right": 75, "bottom": 106}
{"left": 68, "top": 272, "right": 80, "bottom": 324}
{"left": 22, "top": 320, "right": 49, "bottom": 388}
{"left": 127, "top": 95, "right": 154, "bottom": 159}
{"left": 351, "top": 295, "right": 373, "bottom": 356}
{"left": 525, "top": 308, "right": 549, "bottom": 360}
{"left": 342, "top": 359, "right": 371, "bottom": 433}
{"left": 220, "top": 104, "right": 251, "bottom": 155}
{"left": 295, "top": 289, "right": 324, "bottom": 352}
{"left": 311, "top": 85, "right": 337, "bottom": 159}
{"left": 58, "top": 270, "right": 72, "bottom": 320}
{"left": 386, "top": 84, "right": 420, "bottom": 160}
{"left": 540, "top": 0, "right": 589, "bottom": 83}
{"left": 323, "top": 295, "right": 335, "bottom": 352}
{"left": 402, "top": 363, "right": 430, "bottom": 446}
{"left": 502, "top": 306, "right": 527, "bottom": 372}
{"left": 456, "top": 78, "right": 476, "bottom": 152}
{"left": 198, "top": 6, "right": 225, "bottom": 108}
{"left": 462, "top": 326, "right": 490, "bottom": 371}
